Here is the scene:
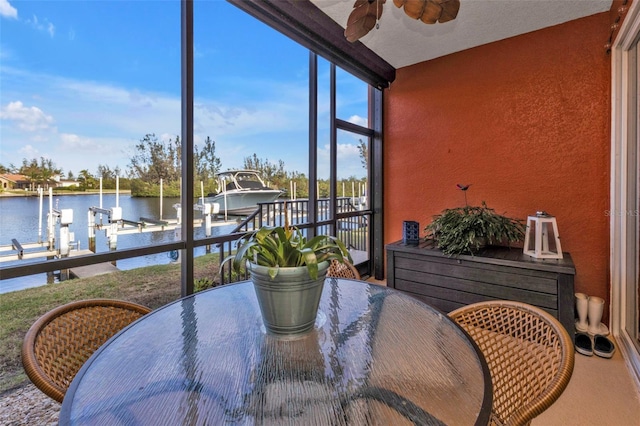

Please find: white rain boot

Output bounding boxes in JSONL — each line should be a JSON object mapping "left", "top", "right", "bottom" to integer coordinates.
{"left": 575, "top": 293, "right": 589, "bottom": 332}
{"left": 588, "top": 296, "right": 605, "bottom": 335}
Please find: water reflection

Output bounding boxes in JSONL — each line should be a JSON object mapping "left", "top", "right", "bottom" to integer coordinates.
{"left": 64, "top": 281, "right": 485, "bottom": 425}
{"left": 0, "top": 194, "right": 234, "bottom": 293}
{"left": 179, "top": 296, "right": 202, "bottom": 423}
{"left": 223, "top": 281, "right": 395, "bottom": 424}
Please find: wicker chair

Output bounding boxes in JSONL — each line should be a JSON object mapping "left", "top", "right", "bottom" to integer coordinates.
{"left": 22, "top": 299, "right": 151, "bottom": 403}
{"left": 449, "top": 300, "right": 574, "bottom": 426}
{"left": 327, "top": 259, "right": 361, "bottom": 280}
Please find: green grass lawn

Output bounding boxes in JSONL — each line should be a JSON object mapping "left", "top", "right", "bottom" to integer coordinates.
{"left": 0, "top": 254, "right": 221, "bottom": 394}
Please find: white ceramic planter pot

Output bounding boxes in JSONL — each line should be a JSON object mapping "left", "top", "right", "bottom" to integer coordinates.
{"left": 248, "top": 261, "right": 329, "bottom": 336}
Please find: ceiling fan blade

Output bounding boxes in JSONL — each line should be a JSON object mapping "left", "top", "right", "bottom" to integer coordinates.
{"left": 394, "top": 0, "right": 460, "bottom": 24}
{"left": 419, "top": 1, "right": 442, "bottom": 24}
{"left": 436, "top": 0, "right": 460, "bottom": 22}
{"left": 345, "top": 0, "right": 386, "bottom": 42}
{"left": 392, "top": 0, "right": 407, "bottom": 10}
{"left": 398, "top": 0, "right": 427, "bottom": 20}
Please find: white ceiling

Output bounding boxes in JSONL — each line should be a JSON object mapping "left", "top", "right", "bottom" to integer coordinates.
{"left": 311, "top": 0, "right": 613, "bottom": 68}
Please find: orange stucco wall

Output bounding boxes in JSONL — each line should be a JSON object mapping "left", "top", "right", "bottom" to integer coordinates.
{"left": 384, "top": 13, "right": 611, "bottom": 317}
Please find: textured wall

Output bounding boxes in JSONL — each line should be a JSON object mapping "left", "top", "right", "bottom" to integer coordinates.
{"left": 384, "top": 13, "right": 611, "bottom": 316}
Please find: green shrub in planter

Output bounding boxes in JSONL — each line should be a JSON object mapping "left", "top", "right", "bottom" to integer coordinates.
{"left": 221, "top": 208, "right": 352, "bottom": 335}
{"left": 425, "top": 202, "right": 525, "bottom": 256}
{"left": 222, "top": 204, "right": 352, "bottom": 281}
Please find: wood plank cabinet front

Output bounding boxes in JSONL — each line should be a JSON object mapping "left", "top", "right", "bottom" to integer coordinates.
{"left": 386, "top": 240, "right": 576, "bottom": 333}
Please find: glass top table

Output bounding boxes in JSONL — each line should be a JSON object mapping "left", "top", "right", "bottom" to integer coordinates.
{"left": 59, "top": 278, "right": 492, "bottom": 425}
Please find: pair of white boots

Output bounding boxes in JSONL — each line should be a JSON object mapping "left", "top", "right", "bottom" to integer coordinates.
{"left": 575, "top": 293, "right": 606, "bottom": 335}
{"left": 575, "top": 293, "right": 615, "bottom": 358}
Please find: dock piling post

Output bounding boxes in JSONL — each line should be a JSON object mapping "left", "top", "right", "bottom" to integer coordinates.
{"left": 88, "top": 209, "right": 96, "bottom": 253}
{"left": 107, "top": 207, "right": 122, "bottom": 251}
{"left": 58, "top": 209, "right": 73, "bottom": 256}
{"left": 38, "top": 187, "right": 43, "bottom": 243}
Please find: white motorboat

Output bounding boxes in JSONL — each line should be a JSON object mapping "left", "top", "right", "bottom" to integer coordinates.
{"left": 205, "top": 170, "right": 282, "bottom": 216}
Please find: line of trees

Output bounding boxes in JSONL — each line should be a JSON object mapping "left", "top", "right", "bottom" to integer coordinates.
{"left": 0, "top": 158, "right": 130, "bottom": 192}
{"left": 1, "top": 133, "right": 369, "bottom": 198}
{"left": 124, "top": 134, "right": 367, "bottom": 199}
{"left": 0, "top": 158, "right": 62, "bottom": 191}
{"left": 241, "top": 153, "right": 366, "bottom": 200}
{"left": 127, "top": 133, "right": 223, "bottom": 197}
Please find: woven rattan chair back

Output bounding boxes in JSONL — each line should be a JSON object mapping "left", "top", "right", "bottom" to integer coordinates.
{"left": 327, "top": 259, "right": 361, "bottom": 280}
{"left": 449, "top": 300, "right": 574, "bottom": 426}
{"left": 22, "top": 299, "right": 151, "bottom": 403}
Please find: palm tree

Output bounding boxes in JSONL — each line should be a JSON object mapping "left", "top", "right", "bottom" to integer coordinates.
{"left": 77, "top": 169, "right": 96, "bottom": 191}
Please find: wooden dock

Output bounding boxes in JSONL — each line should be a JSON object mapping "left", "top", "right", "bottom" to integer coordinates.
{"left": 68, "top": 250, "right": 119, "bottom": 279}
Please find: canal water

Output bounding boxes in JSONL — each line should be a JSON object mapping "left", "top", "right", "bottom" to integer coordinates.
{"left": 0, "top": 193, "right": 235, "bottom": 294}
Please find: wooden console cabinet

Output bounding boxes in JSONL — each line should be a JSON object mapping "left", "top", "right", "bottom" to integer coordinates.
{"left": 386, "top": 240, "right": 576, "bottom": 333}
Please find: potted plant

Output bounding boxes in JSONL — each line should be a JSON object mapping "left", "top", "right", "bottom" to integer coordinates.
{"left": 223, "top": 215, "right": 352, "bottom": 336}
{"left": 424, "top": 185, "right": 525, "bottom": 256}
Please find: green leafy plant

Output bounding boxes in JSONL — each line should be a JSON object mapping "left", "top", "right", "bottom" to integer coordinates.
{"left": 223, "top": 209, "right": 352, "bottom": 280}
{"left": 424, "top": 185, "right": 525, "bottom": 256}
{"left": 194, "top": 277, "right": 218, "bottom": 292}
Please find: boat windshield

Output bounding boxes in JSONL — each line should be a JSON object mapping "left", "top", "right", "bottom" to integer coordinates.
{"left": 236, "top": 172, "right": 263, "bottom": 184}
{"left": 223, "top": 172, "right": 269, "bottom": 190}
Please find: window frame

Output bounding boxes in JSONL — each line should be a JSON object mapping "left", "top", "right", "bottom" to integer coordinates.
{"left": 0, "top": 0, "right": 387, "bottom": 292}
{"left": 611, "top": 0, "right": 640, "bottom": 388}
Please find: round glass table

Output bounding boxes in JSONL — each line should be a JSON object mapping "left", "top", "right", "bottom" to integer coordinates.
{"left": 60, "top": 278, "right": 491, "bottom": 425}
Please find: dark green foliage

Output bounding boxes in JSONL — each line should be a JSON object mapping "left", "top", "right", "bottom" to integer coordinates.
{"left": 194, "top": 277, "right": 219, "bottom": 292}
{"left": 96, "top": 164, "right": 125, "bottom": 189}
{"left": 195, "top": 136, "right": 222, "bottom": 194}
{"left": 425, "top": 202, "right": 525, "bottom": 256}
{"left": 128, "top": 133, "right": 222, "bottom": 196}
{"left": 128, "top": 133, "right": 182, "bottom": 184}
{"left": 358, "top": 139, "right": 368, "bottom": 170}
{"left": 223, "top": 207, "right": 352, "bottom": 280}
{"left": 130, "top": 179, "right": 181, "bottom": 197}
{"left": 14, "top": 157, "right": 62, "bottom": 191}
{"left": 77, "top": 169, "right": 97, "bottom": 190}
{"left": 242, "top": 154, "right": 288, "bottom": 185}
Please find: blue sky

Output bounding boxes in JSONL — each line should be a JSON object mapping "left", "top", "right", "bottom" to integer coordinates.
{"left": 0, "top": 0, "right": 369, "bottom": 180}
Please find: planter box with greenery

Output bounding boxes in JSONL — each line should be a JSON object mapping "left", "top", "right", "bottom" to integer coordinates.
{"left": 425, "top": 202, "right": 525, "bottom": 256}
{"left": 424, "top": 185, "right": 525, "bottom": 256}
{"left": 386, "top": 185, "right": 575, "bottom": 333}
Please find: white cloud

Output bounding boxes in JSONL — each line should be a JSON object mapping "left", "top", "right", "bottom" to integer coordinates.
{"left": 47, "top": 78, "right": 181, "bottom": 138}
{"left": 337, "top": 142, "right": 361, "bottom": 158}
{"left": 0, "top": 43, "right": 12, "bottom": 61}
{"left": 0, "top": 101, "right": 54, "bottom": 132}
{"left": 0, "top": 0, "right": 17, "bottom": 19}
{"left": 0, "top": 75, "right": 184, "bottom": 173}
{"left": 31, "top": 134, "right": 48, "bottom": 143}
{"left": 0, "top": 66, "right": 361, "bottom": 177}
{"left": 59, "top": 133, "right": 97, "bottom": 150}
{"left": 347, "top": 114, "right": 368, "bottom": 127}
{"left": 158, "top": 133, "right": 179, "bottom": 142}
{"left": 129, "top": 90, "right": 157, "bottom": 108}
{"left": 25, "top": 14, "right": 55, "bottom": 37}
{"left": 18, "top": 144, "right": 41, "bottom": 159}
{"left": 58, "top": 134, "right": 138, "bottom": 172}
{"left": 317, "top": 142, "right": 367, "bottom": 180}
{"left": 5, "top": 64, "right": 318, "bottom": 174}
{"left": 193, "top": 98, "right": 304, "bottom": 140}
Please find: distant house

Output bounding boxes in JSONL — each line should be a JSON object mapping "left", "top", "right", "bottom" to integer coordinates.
{"left": 52, "top": 175, "right": 78, "bottom": 188}
{"left": 0, "top": 174, "right": 78, "bottom": 191}
{"left": 0, "top": 174, "right": 31, "bottom": 190}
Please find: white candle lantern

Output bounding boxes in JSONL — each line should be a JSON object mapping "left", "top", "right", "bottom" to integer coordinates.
{"left": 523, "top": 211, "right": 563, "bottom": 259}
